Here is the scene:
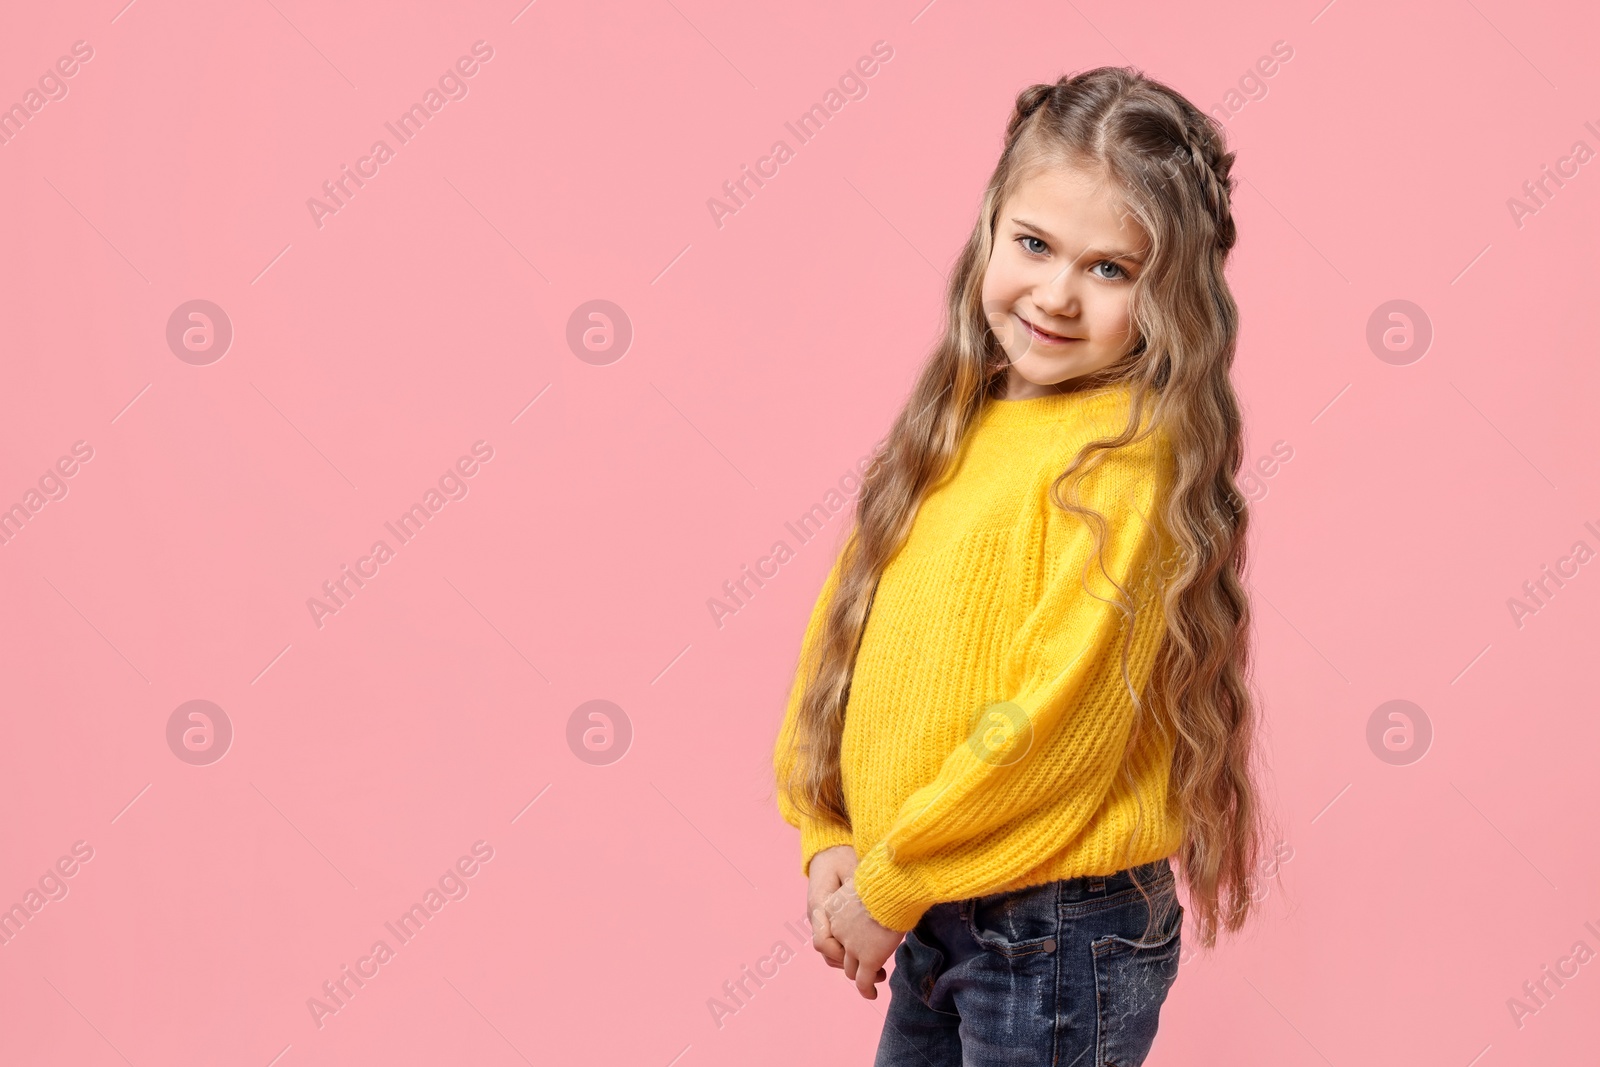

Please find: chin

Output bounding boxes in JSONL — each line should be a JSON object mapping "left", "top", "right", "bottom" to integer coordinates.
{"left": 1012, "top": 356, "right": 1082, "bottom": 386}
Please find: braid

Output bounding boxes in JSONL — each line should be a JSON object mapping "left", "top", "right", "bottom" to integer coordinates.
{"left": 1176, "top": 122, "right": 1237, "bottom": 254}
{"left": 1006, "top": 81, "right": 1057, "bottom": 143}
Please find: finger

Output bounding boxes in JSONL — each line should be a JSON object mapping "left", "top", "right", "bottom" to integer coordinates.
{"left": 811, "top": 909, "right": 846, "bottom": 966}
{"left": 856, "top": 964, "right": 879, "bottom": 999}
{"left": 854, "top": 950, "right": 888, "bottom": 998}
{"left": 806, "top": 915, "right": 844, "bottom": 966}
{"left": 843, "top": 949, "right": 858, "bottom": 983}
{"left": 812, "top": 921, "right": 851, "bottom": 966}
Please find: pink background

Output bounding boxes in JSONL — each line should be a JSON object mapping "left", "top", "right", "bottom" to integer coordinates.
{"left": 2, "top": 0, "right": 1597, "bottom": 1063}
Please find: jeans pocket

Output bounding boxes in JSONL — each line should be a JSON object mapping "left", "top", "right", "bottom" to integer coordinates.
{"left": 1091, "top": 898, "right": 1182, "bottom": 1066}
{"left": 899, "top": 924, "right": 952, "bottom": 1003}
{"left": 966, "top": 883, "right": 1060, "bottom": 958}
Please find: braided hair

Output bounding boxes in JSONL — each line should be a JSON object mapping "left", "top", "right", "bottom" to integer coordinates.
{"left": 1172, "top": 122, "right": 1237, "bottom": 254}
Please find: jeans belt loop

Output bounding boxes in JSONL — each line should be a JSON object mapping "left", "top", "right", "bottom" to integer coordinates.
{"left": 1088, "top": 874, "right": 1106, "bottom": 893}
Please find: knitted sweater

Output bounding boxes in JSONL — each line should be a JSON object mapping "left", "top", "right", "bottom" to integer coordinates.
{"left": 772, "top": 382, "right": 1184, "bottom": 933}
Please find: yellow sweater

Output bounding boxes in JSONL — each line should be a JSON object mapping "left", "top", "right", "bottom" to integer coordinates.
{"left": 772, "top": 382, "right": 1184, "bottom": 932}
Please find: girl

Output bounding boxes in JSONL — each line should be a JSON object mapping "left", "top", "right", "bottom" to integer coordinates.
{"left": 772, "top": 66, "right": 1278, "bottom": 1065}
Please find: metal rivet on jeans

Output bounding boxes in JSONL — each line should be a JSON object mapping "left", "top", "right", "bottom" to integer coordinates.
{"left": 1043, "top": 939, "right": 1056, "bottom": 952}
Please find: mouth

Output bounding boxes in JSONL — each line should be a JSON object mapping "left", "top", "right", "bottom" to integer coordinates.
{"left": 1016, "top": 314, "right": 1081, "bottom": 345}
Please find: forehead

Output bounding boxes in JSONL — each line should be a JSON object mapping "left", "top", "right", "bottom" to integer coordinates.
{"left": 1002, "top": 162, "right": 1145, "bottom": 245}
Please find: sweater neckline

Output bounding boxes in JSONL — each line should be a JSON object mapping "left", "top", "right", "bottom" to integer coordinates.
{"left": 979, "top": 382, "right": 1133, "bottom": 428}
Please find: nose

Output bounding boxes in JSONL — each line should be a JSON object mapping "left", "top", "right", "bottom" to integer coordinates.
{"left": 1034, "top": 260, "right": 1081, "bottom": 319}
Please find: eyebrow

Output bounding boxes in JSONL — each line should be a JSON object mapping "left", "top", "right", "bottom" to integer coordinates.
{"left": 1010, "top": 217, "right": 1148, "bottom": 263}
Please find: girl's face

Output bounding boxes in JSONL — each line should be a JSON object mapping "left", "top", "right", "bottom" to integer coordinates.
{"left": 981, "top": 162, "right": 1149, "bottom": 400}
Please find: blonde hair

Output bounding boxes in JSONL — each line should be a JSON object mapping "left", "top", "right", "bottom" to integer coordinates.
{"left": 776, "top": 66, "right": 1279, "bottom": 950}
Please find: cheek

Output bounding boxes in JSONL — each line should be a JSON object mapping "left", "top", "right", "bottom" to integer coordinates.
{"left": 981, "top": 248, "right": 1030, "bottom": 300}
{"left": 979, "top": 266, "right": 1017, "bottom": 332}
{"left": 1090, "top": 294, "right": 1133, "bottom": 340}
{"left": 979, "top": 262, "right": 1005, "bottom": 305}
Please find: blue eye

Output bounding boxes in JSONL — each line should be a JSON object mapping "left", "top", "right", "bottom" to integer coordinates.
{"left": 1093, "top": 261, "right": 1130, "bottom": 280}
{"left": 1019, "top": 235, "right": 1048, "bottom": 255}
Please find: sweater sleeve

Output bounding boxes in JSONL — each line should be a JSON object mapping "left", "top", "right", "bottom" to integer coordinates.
{"left": 851, "top": 439, "right": 1170, "bottom": 931}
{"left": 772, "top": 544, "right": 857, "bottom": 878}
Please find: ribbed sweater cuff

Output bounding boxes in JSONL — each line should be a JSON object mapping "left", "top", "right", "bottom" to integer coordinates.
{"left": 800, "top": 820, "right": 856, "bottom": 878}
{"left": 852, "top": 842, "right": 932, "bottom": 933}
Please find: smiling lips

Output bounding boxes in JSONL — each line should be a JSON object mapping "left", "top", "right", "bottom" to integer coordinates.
{"left": 1017, "top": 314, "right": 1080, "bottom": 344}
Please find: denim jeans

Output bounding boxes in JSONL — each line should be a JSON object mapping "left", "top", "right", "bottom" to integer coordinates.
{"left": 872, "top": 858, "right": 1183, "bottom": 1067}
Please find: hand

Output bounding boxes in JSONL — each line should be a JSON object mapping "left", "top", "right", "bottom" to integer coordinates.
{"left": 806, "top": 845, "right": 858, "bottom": 970}
{"left": 810, "top": 906, "right": 886, "bottom": 988}
{"left": 821, "top": 875, "right": 906, "bottom": 999}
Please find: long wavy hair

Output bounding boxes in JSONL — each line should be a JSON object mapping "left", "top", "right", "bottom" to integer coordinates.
{"left": 776, "top": 66, "right": 1278, "bottom": 950}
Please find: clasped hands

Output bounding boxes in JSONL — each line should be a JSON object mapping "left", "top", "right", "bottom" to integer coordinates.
{"left": 806, "top": 844, "right": 906, "bottom": 999}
